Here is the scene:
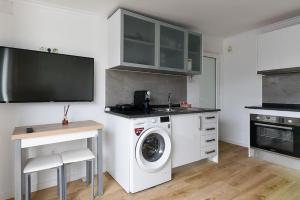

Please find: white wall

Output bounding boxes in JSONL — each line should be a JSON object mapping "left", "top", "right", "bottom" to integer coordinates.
{"left": 219, "top": 30, "right": 262, "bottom": 146}
{"left": 0, "top": 1, "right": 107, "bottom": 199}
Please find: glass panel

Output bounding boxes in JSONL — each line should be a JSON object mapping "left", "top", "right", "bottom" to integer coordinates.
{"left": 256, "top": 127, "right": 294, "bottom": 153}
{"left": 188, "top": 34, "right": 202, "bottom": 72}
{"left": 142, "top": 133, "right": 165, "bottom": 162}
{"left": 198, "top": 57, "right": 216, "bottom": 108}
{"left": 160, "top": 26, "right": 184, "bottom": 69}
{"left": 123, "top": 14, "right": 155, "bottom": 66}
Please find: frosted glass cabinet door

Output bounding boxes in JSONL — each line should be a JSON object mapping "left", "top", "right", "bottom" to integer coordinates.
{"left": 123, "top": 14, "right": 155, "bottom": 66}
{"left": 188, "top": 33, "right": 202, "bottom": 73}
{"left": 160, "top": 25, "right": 185, "bottom": 70}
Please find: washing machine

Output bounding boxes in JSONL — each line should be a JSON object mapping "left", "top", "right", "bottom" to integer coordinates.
{"left": 106, "top": 114, "right": 172, "bottom": 193}
{"left": 130, "top": 116, "right": 172, "bottom": 192}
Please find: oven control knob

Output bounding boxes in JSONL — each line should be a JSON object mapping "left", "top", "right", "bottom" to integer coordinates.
{"left": 288, "top": 120, "right": 293, "bottom": 123}
{"left": 151, "top": 118, "right": 157, "bottom": 123}
{"left": 256, "top": 116, "right": 260, "bottom": 120}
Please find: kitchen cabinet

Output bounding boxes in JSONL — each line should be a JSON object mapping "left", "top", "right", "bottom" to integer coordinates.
{"left": 159, "top": 24, "right": 186, "bottom": 72}
{"left": 108, "top": 9, "right": 158, "bottom": 71}
{"left": 187, "top": 32, "right": 202, "bottom": 73}
{"left": 123, "top": 14, "right": 156, "bottom": 66}
{"left": 108, "top": 8, "right": 202, "bottom": 75}
{"left": 171, "top": 114, "right": 201, "bottom": 168}
{"left": 258, "top": 23, "right": 300, "bottom": 72}
{"left": 171, "top": 112, "right": 218, "bottom": 168}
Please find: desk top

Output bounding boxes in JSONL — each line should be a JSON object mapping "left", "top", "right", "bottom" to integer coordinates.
{"left": 11, "top": 120, "right": 104, "bottom": 140}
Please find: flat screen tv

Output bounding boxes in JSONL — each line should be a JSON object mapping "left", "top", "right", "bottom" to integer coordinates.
{"left": 0, "top": 46, "right": 94, "bottom": 103}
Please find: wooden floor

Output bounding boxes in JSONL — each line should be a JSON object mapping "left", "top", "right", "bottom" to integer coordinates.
{"left": 17, "top": 142, "right": 300, "bottom": 200}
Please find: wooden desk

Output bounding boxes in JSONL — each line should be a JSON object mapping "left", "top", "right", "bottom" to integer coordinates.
{"left": 11, "top": 120, "right": 104, "bottom": 200}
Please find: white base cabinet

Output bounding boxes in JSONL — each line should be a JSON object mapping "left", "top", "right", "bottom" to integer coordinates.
{"left": 171, "top": 112, "right": 218, "bottom": 168}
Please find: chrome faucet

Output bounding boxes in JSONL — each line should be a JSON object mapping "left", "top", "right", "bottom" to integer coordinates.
{"left": 168, "top": 93, "right": 172, "bottom": 110}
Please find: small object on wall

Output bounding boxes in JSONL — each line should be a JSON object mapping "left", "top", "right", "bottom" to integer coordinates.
{"left": 39, "top": 46, "right": 46, "bottom": 52}
{"left": 227, "top": 45, "right": 233, "bottom": 53}
{"left": 39, "top": 47, "right": 59, "bottom": 53}
{"left": 62, "top": 104, "right": 70, "bottom": 125}
{"left": 52, "top": 48, "right": 59, "bottom": 53}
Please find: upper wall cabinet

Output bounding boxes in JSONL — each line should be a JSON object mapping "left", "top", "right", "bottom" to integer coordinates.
{"left": 123, "top": 14, "right": 156, "bottom": 66}
{"left": 159, "top": 24, "right": 186, "bottom": 71}
{"left": 187, "top": 32, "right": 202, "bottom": 73}
{"left": 108, "top": 9, "right": 202, "bottom": 75}
{"left": 258, "top": 23, "right": 300, "bottom": 72}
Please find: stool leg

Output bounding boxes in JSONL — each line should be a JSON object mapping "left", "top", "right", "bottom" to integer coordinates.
{"left": 57, "top": 168, "right": 60, "bottom": 197}
{"left": 58, "top": 166, "right": 63, "bottom": 200}
{"left": 91, "top": 160, "right": 94, "bottom": 200}
{"left": 63, "top": 165, "right": 67, "bottom": 200}
{"left": 86, "top": 160, "right": 91, "bottom": 186}
{"left": 25, "top": 173, "right": 31, "bottom": 200}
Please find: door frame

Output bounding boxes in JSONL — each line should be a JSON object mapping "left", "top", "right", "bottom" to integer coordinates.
{"left": 203, "top": 52, "right": 220, "bottom": 109}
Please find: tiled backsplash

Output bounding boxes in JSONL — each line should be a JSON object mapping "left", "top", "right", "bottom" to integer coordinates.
{"left": 262, "top": 73, "right": 300, "bottom": 104}
{"left": 106, "top": 70, "right": 187, "bottom": 106}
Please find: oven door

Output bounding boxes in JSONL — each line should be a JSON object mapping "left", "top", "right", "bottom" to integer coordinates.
{"left": 250, "top": 122, "right": 300, "bottom": 157}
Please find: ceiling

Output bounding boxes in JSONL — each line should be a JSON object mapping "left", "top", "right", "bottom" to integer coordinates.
{"left": 23, "top": 0, "right": 300, "bottom": 37}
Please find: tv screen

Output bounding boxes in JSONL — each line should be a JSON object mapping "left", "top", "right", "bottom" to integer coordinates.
{"left": 0, "top": 46, "right": 94, "bottom": 102}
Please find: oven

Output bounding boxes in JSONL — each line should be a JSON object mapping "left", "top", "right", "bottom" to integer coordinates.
{"left": 250, "top": 114, "right": 300, "bottom": 158}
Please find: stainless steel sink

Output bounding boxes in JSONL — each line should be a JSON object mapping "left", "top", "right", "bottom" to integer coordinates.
{"left": 154, "top": 108, "right": 176, "bottom": 112}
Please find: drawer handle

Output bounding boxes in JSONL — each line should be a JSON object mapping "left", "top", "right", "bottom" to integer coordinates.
{"left": 206, "top": 139, "right": 216, "bottom": 143}
{"left": 199, "top": 116, "right": 202, "bottom": 130}
{"left": 206, "top": 128, "right": 216, "bottom": 131}
{"left": 206, "top": 150, "right": 216, "bottom": 154}
{"left": 206, "top": 116, "right": 216, "bottom": 119}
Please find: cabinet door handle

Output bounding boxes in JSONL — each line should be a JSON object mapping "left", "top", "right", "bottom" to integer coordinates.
{"left": 206, "top": 116, "right": 216, "bottom": 119}
{"left": 199, "top": 116, "right": 202, "bottom": 130}
{"left": 206, "top": 128, "right": 216, "bottom": 131}
{"left": 206, "top": 139, "right": 216, "bottom": 143}
{"left": 206, "top": 150, "right": 216, "bottom": 154}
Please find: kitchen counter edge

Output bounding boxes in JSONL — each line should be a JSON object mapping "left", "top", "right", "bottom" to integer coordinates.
{"left": 105, "top": 109, "right": 221, "bottom": 119}
{"left": 245, "top": 106, "right": 300, "bottom": 112}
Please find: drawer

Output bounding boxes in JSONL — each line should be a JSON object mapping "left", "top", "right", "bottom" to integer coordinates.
{"left": 201, "top": 134, "right": 217, "bottom": 147}
{"left": 202, "top": 113, "right": 218, "bottom": 123}
{"left": 201, "top": 145, "right": 218, "bottom": 158}
{"left": 200, "top": 122, "right": 217, "bottom": 135}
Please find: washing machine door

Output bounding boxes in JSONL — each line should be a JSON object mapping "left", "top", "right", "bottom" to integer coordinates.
{"left": 135, "top": 127, "right": 171, "bottom": 172}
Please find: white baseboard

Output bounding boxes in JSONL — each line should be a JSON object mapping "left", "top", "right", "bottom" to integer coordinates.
{"left": 219, "top": 137, "right": 248, "bottom": 147}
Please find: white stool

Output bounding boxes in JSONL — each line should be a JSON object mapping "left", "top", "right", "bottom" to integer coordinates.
{"left": 61, "top": 149, "right": 95, "bottom": 200}
{"left": 23, "top": 154, "right": 63, "bottom": 200}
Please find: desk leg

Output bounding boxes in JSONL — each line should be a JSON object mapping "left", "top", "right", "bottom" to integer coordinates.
{"left": 96, "top": 129, "right": 103, "bottom": 196}
{"left": 86, "top": 138, "right": 92, "bottom": 185}
{"left": 14, "top": 140, "right": 23, "bottom": 200}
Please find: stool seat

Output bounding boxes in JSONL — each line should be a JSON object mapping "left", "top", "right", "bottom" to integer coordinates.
{"left": 24, "top": 154, "right": 63, "bottom": 174}
{"left": 61, "top": 149, "right": 95, "bottom": 164}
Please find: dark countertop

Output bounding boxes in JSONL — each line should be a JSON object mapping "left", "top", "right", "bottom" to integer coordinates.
{"left": 105, "top": 107, "right": 221, "bottom": 119}
{"left": 245, "top": 106, "right": 300, "bottom": 112}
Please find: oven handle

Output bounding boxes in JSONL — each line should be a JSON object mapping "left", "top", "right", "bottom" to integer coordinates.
{"left": 254, "top": 123, "right": 293, "bottom": 130}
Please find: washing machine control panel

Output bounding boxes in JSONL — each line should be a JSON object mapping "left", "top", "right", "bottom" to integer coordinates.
{"left": 160, "top": 116, "right": 170, "bottom": 123}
